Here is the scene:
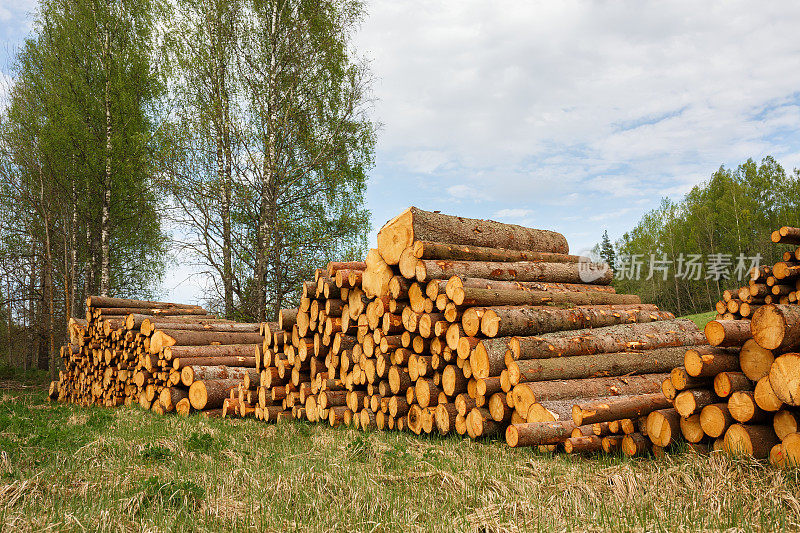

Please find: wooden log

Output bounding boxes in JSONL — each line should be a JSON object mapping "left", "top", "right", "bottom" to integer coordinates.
{"left": 700, "top": 403, "right": 734, "bottom": 438}
{"left": 724, "top": 424, "right": 778, "bottom": 458}
{"left": 768, "top": 353, "right": 800, "bottom": 406}
{"left": 506, "top": 420, "right": 575, "bottom": 447}
{"left": 412, "top": 240, "right": 584, "bottom": 264}
{"left": 774, "top": 410, "right": 800, "bottom": 440}
{"left": 511, "top": 373, "right": 667, "bottom": 416}
{"left": 751, "top": 304, "right": 800, "bottom": 351}
{"left": 416, "top": 260, "right": 611, "bottom": 285}
{"left": 564, "top": 435, "right": 603, "bottom": 453}
{"left": 674, "top": 389, "right": 716, "bottom": 417}
{"left": 739, "top": 339, "right": 773, "bottom": 381}
{"left": 479, "top": 305, "right": 669, "bottom": 338}
{"left": 646, "top": 408, "right": 681, "bottom": 447}
{"left": 172, "top": 356, "right": 255, "bottom": 369}
{"left": 150, "top": 330, "right": 264, "bottom": 354}
{"left": 507, "top": 319, "right": 703, "bottom": 361}
{"left": 435, "top": 403, "right": 459, "bottom": 435}
{"left": 506, "top": 346, "right": 686, "bottom": 385}
{"left": 728, "top": 391, "right": 767, "bottom": 423}
{"left": 377, "top": 207, "right": 568, "bottom": 265}
{"left": 445, "top": 277, "right": 617, "bottom": 301}
{"left": 621, "top": 433, "right": 650, "bottom": 456}
{"left": 772, "top": 226, "right": 800, "bottom": 245}
{"left": 572, "top": 393, "right": 671, "bottom": 426}
{"left": 704, "top": 320, "right": 752, "bottom": 347}
{"left": 450, "top": 286, "right": 638, "bottom": 307}
{"left": 188, "top": 378, "right": 240, "bottom": 410}
{"left": 754, "top": 376, "right": 784, "bottom": 412}
{"left": 163, "top": 344, "right": 259, "bottom": 362}
{"left": 713, "top": 372, "right": 752, "bottom": 398}
{"left": 87, "top": 295, "right": 204, "bottom": 310}
{"left": 181, "top": 365, "right": 257, "bottom": 387}
{"left": 684, "top": 347, "right": 740, "bottom": 381}
{"left": 467, "top": 407, "right": 503, "bottom": 439}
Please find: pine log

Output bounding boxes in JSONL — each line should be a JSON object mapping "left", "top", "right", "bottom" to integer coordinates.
{"left": 479, "top": 305, "right": 669, "bottom": 338}
{"left": 416, "top": 260, "right": 611, "bottom": 285}
{"left": 739, "top": 339, "right": 774, "bottom": 381}
{"left": 511, "top": 373, "right": 667, "bottom": 416}
{"left": 704, "top": 320, "right": 752, "bottom": 347}
{"left": 754, "top": 376, "right": 784, "bottom": 412}
{"left": 445, "top": 277, "right": 616, "bottom": 301}
{"left": 172, "top": 356, "right": 255, "bottom": 369}
{"left": 150, "top": 330, "right": 264, "bottom": 354}
{"left": 572, "top": 393, "right": 671, "bottom": 426}
{"left": 450, "top": 287, "right": 637, "bottom": 307}
{"left": 505, "top": 420, "right": 575, "bottom": 447}
{"left": 377, "top": 207, "right": 568, "bottom": 265}
{"left": 159, "top": 387, "right": 189, "bottom": 412}
{"left": 181, "top": 365, "right": 258, "bottom": 387}
{"left": 188, "top": 378, "right": 240, "bottom": 410}
{"left": 683, "top": 347, "right": 739, "bottom": 380}
{"left": 728, "top": 390, "right": 767, "bottom": 423}
{"left": 87, "top": 296, "right": 204, "bottom": 310}
{"left": 699, "top": 403, "right": 734, "bottom": 438}
{"left": 751, "top": 305, "right": 800, "bottom": 351}
{"left": 507, "top": 346, "right": 686, "bottom": 386}
{"left": 724, "top": 424, "right": 778, "bottom": 458}
{"left": 768, "top": 353, "right": 800, "bottom": 406}
{"left": 564, "top": 435, "right": 603, "bottom": 453}
{"left": 713, "top": 372, "right": 752, "bottom": 398}
{"left": 674, "top": 389, "right": 716, "bottom": 417}
{"left": 411, "top": 241, "right": 582, "bottom": 265}
{"left": 621, "top": 433, "right": 651, "bottom": 456}
{"left": 646, "top": 408, "right": 681, "bottom": 447}
{"left": 774, "top": 410, "right": 800, "bottom": 440}
{"left": 507, "top": 319, "right": 703, "bottom": 361}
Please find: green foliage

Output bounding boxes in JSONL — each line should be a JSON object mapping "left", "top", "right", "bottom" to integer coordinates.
{"left": 610, "top": 156, "right": 800, "bottom": 315}
{"left": 161, "top": 0, "right": 376, "bottom": 321}
{"left": 599, "top": 230, "right": 615, "bottom": 271}
{"left": 141, "top": 444, "right": 173, "bottom": 461}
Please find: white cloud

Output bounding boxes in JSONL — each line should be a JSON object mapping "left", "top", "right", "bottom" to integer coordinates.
{"left": 493, "top": 208, "right": 533, "bottom": 219}
{"left": 446, "top": 184, "right": 484, "bottom": 201}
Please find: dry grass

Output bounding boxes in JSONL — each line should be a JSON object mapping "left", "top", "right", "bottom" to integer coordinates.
{"left": 0, "top": 388, "right": 798, "bottom": 532}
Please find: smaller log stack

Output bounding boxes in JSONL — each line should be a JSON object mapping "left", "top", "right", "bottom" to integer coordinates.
{"left": 655, "top": 226, "right": 800, "bottom": 465}
{"left": 49, "top": 296, "right": 261, "bottom": 417}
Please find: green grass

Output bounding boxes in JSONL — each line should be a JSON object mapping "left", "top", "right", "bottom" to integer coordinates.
{"left": 1, "top": 388, "right": 799, "bottom": 531}
{"left": 680, "top": 311, "right": 717, "bottom": 330}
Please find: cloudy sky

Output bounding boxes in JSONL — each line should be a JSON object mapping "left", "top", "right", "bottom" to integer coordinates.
{"left": 2, "top": 0, "right": 800, "bottom": 303}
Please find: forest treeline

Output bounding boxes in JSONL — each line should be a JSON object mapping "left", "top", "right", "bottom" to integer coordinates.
{"left": 0, "top": 0, "right": 375, "bottom": 374}
{"left": 598, "top": 156, "right": 800, "bottom": 316}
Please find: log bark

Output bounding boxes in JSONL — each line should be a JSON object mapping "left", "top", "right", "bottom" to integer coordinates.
{"left": 505, "top": 420, "right": 575, "bottom": 447}
{"left": 416, "top": 260, "right": 611, "bottom": 285}
{"left": 712, "top": 372, "right": 752, "bottom": 398}
{"left": 172, "top": 356, "right": 255, "bottom": 369}
{"left": 181, "top": 365, "right": 257, "bottom": 387}
{"left": 724, "top": 424, "right": 778, "bottom": 458}
{"left": 751, "top": 304, "right": 800, "bottom": 351}
{"left": 188, "top": 378, "right": 240, "bottom": 410}
{"left": 683, "top": 347, "right": 741, "bottom": 377}
{"left": 412, "top": 240, "right": 583, "bottom": 263}
{"left": 704, "top": 320, "right": 751, "bottom": 347}
{"left": 377, "top": 207, "right": 568, "bottom": 265}
{"left": 479, "top": 305, "right": 670, "bottom": 338}
{"left": 163, "top": 344, "right": 258, "bottom": 361}
{"left": 507, "top": 319, "right": 702, "bottom": 361}
{"left": 511, "top": 373, "right": 667, "bottom": 416}
{"left": 150, "top": 330, "right": 264, "bottom": 353}
{"left": 87, "top": 296, "right": 204, "bottom": 310}
{"left": 506, "top": 346, "right": 686, "bottom": 385}
{"left": 450, "top": 287, "right": 637, "bottom": 307}
{"left": 572, "top": 393, "right": 671, "bottom": 426}
{"left": 674, "top": 389, "right": 716, "bottom": 417}
{"left": 564, "top": 435, "right": 603, "bottom": 453}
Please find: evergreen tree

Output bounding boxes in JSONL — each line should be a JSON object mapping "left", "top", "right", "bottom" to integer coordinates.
{"left": 599, "top": 230, "right": 615, "bottom": 271}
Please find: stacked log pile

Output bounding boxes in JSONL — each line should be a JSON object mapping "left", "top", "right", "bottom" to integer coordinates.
{"left": 653, "top": 226, "right": 800, "bottom": 465}
{"left": 218, "top": 207, "right": 703, "bottom": 456}
{"left": 49, "top": 296, "right": 261, "bottom": 417}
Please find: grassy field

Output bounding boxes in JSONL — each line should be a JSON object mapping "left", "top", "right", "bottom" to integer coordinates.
{"left": 680, "top": 310, "right": 717, "bottom": 330}
{"left": 1, "top": 375, "right": 799, "bottom": 531}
